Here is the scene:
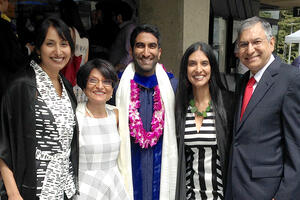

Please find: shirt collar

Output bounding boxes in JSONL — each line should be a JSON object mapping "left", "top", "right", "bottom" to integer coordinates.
{"left": 133, "top": 73, "right": 158, "bottom": 88}
{"left": 250, "top": 54, "right": 275, "bottom": 82}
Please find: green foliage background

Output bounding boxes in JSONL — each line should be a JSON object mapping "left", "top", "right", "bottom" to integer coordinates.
{"left": 276, "top": 10, "right": 300, "bottom": 63}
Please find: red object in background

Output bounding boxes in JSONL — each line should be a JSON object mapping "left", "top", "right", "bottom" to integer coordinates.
{"left": 61, "top": 55, "right": 82, "bottom": 86}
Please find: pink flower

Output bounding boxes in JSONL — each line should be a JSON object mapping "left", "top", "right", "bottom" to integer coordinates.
{"left": 128, "top": 80, "right": 165, "bottom": 148}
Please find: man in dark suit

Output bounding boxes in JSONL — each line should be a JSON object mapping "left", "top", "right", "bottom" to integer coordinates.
{"left": 225, "top": 16, "right": 300, "bottom": 200}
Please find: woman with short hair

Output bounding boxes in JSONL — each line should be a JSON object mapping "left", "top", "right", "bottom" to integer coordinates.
{"left": 76, "top": 58, "right": 129, "bottom": 200}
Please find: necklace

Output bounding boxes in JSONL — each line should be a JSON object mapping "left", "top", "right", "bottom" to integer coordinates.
{"left": 189, "top": 99, "right": 211, "bottom": 117}
{"left": 129, "top": 79, "right": 165, "bottom": 148}
{"left": 85, "top": 106, "right": 95, "bottom": 118}
{"left": 85, "top": 104, "right": 106, "bottom": 118}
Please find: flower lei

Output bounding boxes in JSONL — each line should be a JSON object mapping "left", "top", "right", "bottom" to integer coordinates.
{"left": 129, "top": 79, "right": 165, "bottom": 148}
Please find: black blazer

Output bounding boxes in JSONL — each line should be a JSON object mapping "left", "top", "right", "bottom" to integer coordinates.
{"left": 176, "top": 89, "right": 235, "bottom": 200}
{"left": 0, "top": 64, "right": 79, "bottom": 200}
{"left": 225, "top": 56, "right": 300, "bottom": 200}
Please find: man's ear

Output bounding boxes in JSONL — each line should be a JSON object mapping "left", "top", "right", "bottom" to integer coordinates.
{"left": 269, "top": 36, "right": 275, "bottom": 52}
{"left": 158, "top": 48, "right": 162, "bottom": 60}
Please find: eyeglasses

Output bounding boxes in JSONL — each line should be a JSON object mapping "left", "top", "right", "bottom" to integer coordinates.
{"left": 87, "top": 77, "right": 113, "bottom": 87}
{"left": 238, "top": 38, "right": 267, "bottom": 51}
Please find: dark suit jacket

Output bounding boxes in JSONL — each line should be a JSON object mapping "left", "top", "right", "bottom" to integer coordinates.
{"left": 225, "top": 56, "right": 300, "bottom": 200}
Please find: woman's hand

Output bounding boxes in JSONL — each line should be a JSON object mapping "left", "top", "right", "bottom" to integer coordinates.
{"left": 8, "top": 193, "right": 23, "bottom": 200}
{"left": 0, "top": 159, "right": 22, "bottom": 200}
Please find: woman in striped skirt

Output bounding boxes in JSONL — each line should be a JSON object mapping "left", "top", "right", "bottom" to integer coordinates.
{"left": 175, "top": 42, "right": 235, "bottom": 200}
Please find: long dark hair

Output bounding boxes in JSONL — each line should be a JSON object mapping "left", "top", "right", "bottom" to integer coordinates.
{"left": 31, "top": 16, "right": 74, "bottom": 64}
{"left": 175, "top": 42, "right": 227, "bottom": 138}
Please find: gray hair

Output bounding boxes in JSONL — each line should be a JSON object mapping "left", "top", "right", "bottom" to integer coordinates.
{"left": 237, "top": 16, "right": 273, "bottom": 42}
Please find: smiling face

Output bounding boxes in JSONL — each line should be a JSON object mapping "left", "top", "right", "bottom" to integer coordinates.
{"left": 84, "top": 68, "right": 113, "bottom": 105}
{"left": 39, "top": 26, "right": 71, "bottom": 74}
{"left": 187, "top": 49, "right": 211, "bottom": 89}
{"left": 237, "top": 22, "right": 275, "bottom": 74}
{"left": 132, "top": 32, "right": 162, "bottom": 76}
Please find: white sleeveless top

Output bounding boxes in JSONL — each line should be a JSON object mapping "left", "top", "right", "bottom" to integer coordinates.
{"left": 76, "top": 103, "right": 129, "bottom": 200}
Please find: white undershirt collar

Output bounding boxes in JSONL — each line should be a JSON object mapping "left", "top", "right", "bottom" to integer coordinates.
{"left": 250, "top": 54, "right": 275, "bottom": 91}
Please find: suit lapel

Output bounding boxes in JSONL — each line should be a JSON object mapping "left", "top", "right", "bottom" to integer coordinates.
{"left": 236, "top": 56, "right": 280, "bottom": 134}
{"left": 234, "top": 73, "right": 249, "bottom": 133}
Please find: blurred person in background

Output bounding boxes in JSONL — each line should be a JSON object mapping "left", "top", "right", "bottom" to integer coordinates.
{"left": 59, "top": 0, "right": 89, "bottom": 103}
{"left": 0, "top": 0, "right": 31, "bottom": 103}
{"left": 292, "top": 55, "right": 300, "bottom": 69}
{"left": 109, "top": 1, "right": 136, "bottom": 73}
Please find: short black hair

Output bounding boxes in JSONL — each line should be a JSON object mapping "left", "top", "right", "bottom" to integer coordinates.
{"left": 32, "top": 16, "right": 74, "bottom": 63}
{"left": 77, "top": 58, "right": 118, "bottom": 90}
{"left": 130, "top": 24, "right": 161, "bottom": 49}
{"left": 114, "top": 1, "right": 133, "bottom": 22}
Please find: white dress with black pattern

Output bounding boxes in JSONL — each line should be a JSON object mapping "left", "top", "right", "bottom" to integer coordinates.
{"left": 184, "top": 106, "right": 223, "bottom": 200}
{"left": 76, "top": 102, "right": 129, "bottom": 200}
{"left": 32, "top": 61, "right": 76, "bottom": 199}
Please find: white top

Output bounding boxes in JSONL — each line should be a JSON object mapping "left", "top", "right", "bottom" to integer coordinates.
{"left": 76, "top": 103, "right": 129, "bottom": 200}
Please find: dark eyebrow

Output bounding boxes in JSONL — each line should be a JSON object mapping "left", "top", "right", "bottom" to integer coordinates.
{"left": 188, "top": 58, "right": 196, "bottom": 62}
{"left": 135, "top": 42, "right": 144, "bottom": 45}
{"left": 148, "top": 42, "right": 158, "bottom": 46}
{"left": 45, "top": 39, "right": 55, "bottom": 42}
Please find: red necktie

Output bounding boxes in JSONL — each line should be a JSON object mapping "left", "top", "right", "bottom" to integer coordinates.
{"left": 240, "top": 77, "right": 256, "bottom": 120}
